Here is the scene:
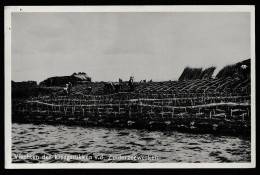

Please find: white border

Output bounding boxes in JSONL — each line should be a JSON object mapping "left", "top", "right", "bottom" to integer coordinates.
{"left": 4, "top": 6, "right": 256, "bottom": 169}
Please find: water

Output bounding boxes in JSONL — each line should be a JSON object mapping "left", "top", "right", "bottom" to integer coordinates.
{"left": 12, "top": 123, "right": 251, "bottom": 163}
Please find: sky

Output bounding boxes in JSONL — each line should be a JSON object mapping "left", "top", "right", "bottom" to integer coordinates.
{"left": 11, "top": 12, "right": 251, "bottom": 83}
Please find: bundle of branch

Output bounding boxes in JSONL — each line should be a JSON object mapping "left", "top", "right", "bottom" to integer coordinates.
{"left": 216, "top": 59, "right": 250, "bottom": 79}
{"left": 200, "top": 67, "right": 216, "bottom": 79}
{"left": 178, "top": 67, "right": 203, "bottom": 81}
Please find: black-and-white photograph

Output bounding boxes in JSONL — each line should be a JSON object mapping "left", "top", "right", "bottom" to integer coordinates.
{"left": 5, "top": 6, "right": 255, "bottom": 168}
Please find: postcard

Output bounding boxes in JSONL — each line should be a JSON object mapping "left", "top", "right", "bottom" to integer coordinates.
{"left": 4, "top": 5, "right": 255, "bottom": 169}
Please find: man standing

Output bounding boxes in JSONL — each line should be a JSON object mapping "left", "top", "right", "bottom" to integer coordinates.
{"left": 128, "top": 76, "right": 134, "bottom": 92}
{"left": 68, "top": 82, "right": 72, "bottom": 94}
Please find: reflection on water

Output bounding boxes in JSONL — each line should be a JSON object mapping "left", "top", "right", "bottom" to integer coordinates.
{"left": 12, "top": 123, "right": 251, "bottom": 163}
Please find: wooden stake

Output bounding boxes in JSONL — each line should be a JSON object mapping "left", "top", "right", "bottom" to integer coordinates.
{"left": 64, "top": 107, "right": 67, "bottom": 115}
{"left": 129, "top": 107, "right": 131, "bottom": 118}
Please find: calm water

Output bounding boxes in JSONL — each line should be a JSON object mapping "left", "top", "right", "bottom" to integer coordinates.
{"left": 12, "top": 123, "right": 251, "bottom": 163}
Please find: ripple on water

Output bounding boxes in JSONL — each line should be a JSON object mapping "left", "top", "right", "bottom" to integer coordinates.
{"left": 78, "top": 144, "right": 91, "bottom": 149}
{"left": 117, "top": 131, "right": 130, "bottom": 136}
{"left": 187, "top": 142, "right": 200, "bottom": 145}
{"left": 215, "top": 156, "right": 232, "bottom": 163}
{"left": 44, "top": 148, "right": 60, "bottom": 154}
{"left": 187, "top": 147, "right": 203, "bottom": 152}
{"left": 128, "top": 141, "right": 146, "bottom": 147}
{"left": 140, "top": 137, "right": 155, "bottom": 141}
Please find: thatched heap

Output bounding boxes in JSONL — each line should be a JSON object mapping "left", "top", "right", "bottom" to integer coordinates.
{"left": 178, "top": 67, "right": 203, "bottom": 81}
{"left": 200, "top": 67, "right": 216, "bottom": 79}
{"left": 216, "top": 59, "right": 250, "bottom": 80}
{"left": 178, "top": 66, "right": 216, "bottom": 81}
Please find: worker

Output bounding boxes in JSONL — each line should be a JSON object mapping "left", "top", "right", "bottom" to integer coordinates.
{"left": 68, "top": 82, "right": 72, "bottom": 94}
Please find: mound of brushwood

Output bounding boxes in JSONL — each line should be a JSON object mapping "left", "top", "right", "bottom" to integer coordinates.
{"left": 178, "top": 66, "right": 216, "bottom": 81}
{"left": 216, "top": 59, "right": 250, "bottom": 80}
{"left": 178, "top": 67, "right": 203, "bottom": 81}
{"left": 200, "top": 67, "right": 216, "bottom": 79}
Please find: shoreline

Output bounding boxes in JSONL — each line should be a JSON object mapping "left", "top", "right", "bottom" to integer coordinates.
{"left": 12, "top": 113, "right": 250, "bottom": 137}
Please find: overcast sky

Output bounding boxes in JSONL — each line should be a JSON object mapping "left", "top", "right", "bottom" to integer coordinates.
{"left": 11, "top": 12, "right": 250, "bottom": 83}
